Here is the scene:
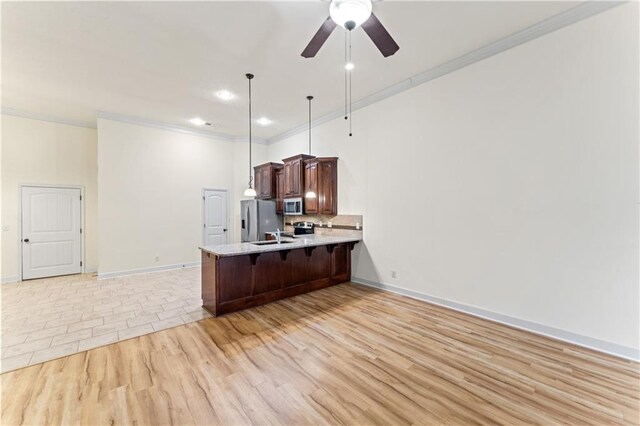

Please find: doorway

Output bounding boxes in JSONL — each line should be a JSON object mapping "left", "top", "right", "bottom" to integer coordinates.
{"left": 21, "top": 185, "right": 84, "bottom": 280}
{"left": 202, "top": 189, "right": 228, "bottom": 246}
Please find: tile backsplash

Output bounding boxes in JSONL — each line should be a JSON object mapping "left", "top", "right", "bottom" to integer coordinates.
{"left": 284, "top": 214, "right": 363, "bottom": 237}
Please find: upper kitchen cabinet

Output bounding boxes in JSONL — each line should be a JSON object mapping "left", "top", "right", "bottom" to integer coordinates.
{"left": 304, "top": 160, "right": 318, "bottom": 213}
{"left": 283, "top": 154, "right": 315, "bottom": 198}
{"left": 275, "top": 168, "right": 284, "bottom": 214}
{"left": 304, "top": 157, "right": 338, "bottom": 215}
{"left": 253, "top": 162, "right": 283, "bottom": 199}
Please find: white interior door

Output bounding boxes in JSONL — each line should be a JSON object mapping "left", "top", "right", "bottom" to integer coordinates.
{"left": 203, "top": 189, "right": 228, "bottom": 246}
{"left": 21, "top": 186, "right": 82, "bottom": 280}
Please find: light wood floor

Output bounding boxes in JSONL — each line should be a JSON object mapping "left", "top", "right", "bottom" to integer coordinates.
{"left": 1, "top": 283, "right": 638, "bottom": 425}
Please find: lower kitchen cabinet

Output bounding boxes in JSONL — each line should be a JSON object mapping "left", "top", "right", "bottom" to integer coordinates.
{"left": 201, "top": 242, "right": 356, "bottom": 316}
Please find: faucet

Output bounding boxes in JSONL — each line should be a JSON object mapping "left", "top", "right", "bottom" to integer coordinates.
{"left": 269, "top": 228, "right": 282, "bottom": 244}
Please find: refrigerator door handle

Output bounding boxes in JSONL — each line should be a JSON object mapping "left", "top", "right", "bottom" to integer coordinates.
{"left": 246, "top": 205, "right": 251, "bottom": 237}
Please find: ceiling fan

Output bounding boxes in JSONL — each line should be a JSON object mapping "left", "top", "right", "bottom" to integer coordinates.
{"left": 301, "top": 0, "right": 399, "bottom": 58}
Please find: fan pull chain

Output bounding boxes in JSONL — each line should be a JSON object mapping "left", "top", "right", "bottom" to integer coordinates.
{"left": 344, "top": 30, "right": 348, "bottom": 121}
{"left": 348, "top": 30, "right": 353, "bottom": 137}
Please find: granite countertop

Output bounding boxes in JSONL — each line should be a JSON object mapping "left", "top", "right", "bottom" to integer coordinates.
{"left": 199, "top": 235, "right": 362, "bottom": 257}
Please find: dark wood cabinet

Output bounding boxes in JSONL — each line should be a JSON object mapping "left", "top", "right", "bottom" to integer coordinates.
{"left": 253, "top": 162, "right": 283, "bottom": 199}
{"left": 303, "top": 160, "right": 318, "bottom": 213}
{"left": 201, "top": 241, "right": 357, "bottom": 316}
{"left": 283, "top": 154, "right": 315, "bottom": 198}
{"left": 331, "top": 243, "right": 350, "bottom": 283}
{"left": 275, "top": 168, "right": 284, "bottom": 214}
{"left": 216, "top": 255, "right": 252, "bottom": 304}
{"left": 304, "top": 157, "right": 338, "bottom": 215}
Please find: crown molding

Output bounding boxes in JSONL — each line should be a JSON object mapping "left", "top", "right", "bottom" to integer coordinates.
{"left": 97, "top": 111, "right": 235, "bottom": 141}
{"left": 96, "top": 112, "right": 269, "bottom": 144}
{"left": 2, "top": 108, "right": 269, "bottom": 144}
{"left": 1, "top": 107, "right": 96, "bottom": 129}
{"left": 232, "top": 136, "right": 269, "bottom": 145}
{"left": 267, "top": 0, "right": 624, "bottom": 144}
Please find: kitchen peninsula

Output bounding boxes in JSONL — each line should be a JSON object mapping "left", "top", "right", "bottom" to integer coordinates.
{"left": 200, "top": 235, "right": 360, "bottom": 316}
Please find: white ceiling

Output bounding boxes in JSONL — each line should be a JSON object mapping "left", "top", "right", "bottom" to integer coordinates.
{"left": 2, "top": 1, "right": 581, "bottom": 139}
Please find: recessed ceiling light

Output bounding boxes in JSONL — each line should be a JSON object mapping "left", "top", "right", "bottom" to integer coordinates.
{"left": 215, "top": 90, "right": 235, "bottom": 101}
{"left": 256, "top": 117, "right": 272, "bottom": 126}
{"left": 345, "top": 62, "right": 355, "bottom": 70}
{"left": 189, "top": 117, "right": 209, "bottom": 126}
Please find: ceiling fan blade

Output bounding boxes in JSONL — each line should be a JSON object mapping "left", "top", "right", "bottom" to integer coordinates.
{"left": 361, "top": 13, "right": 399, "bottom": 57}
{"left": 301, "top": 17, "right": 337, "bottom": 58}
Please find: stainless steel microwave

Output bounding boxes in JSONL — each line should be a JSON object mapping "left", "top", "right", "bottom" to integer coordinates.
{"left": 283, "top": 197, "right": 303, "bottom": 215}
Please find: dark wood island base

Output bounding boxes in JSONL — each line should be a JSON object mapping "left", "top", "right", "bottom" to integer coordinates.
{"left": 201, "top": 241, "right": 358, "bottom": 316}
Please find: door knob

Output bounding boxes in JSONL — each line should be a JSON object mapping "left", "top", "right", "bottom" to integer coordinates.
{"left": 223, "top": 229, "right": 228, "bottom": 232}
{"left": 23, "top": 238, "right": 30, "bottom": 243}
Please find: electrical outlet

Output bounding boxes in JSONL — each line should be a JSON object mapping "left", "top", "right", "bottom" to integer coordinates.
{"left": 391, "top": 270, "right": 397, "bottom": 279}
{"left": 155, "top": 256, "right": 160, "bottom": 262}
{"left": 2, "top": 226, "right": 8, "bottom": 231}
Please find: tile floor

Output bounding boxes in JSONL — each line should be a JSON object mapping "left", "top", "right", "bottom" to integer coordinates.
{"left": 0, "top": 267, "right": 210, "bottom": 373}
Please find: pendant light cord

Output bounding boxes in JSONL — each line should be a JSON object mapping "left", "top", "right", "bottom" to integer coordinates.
{"left": 306, "top": 95, "right": 315, "bottom": 196}
{"left": 308, "top": 96, "right": 313, "bottom": 155}
{"left": 246, "top": 73, "right": 254, "bottom": 188}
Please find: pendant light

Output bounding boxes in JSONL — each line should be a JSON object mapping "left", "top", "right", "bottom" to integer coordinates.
{"left": 243, "top": 73, "right": 257, "bottom": 197}
{"left": 305, "top": 95, "right": 317, "bottom": 199}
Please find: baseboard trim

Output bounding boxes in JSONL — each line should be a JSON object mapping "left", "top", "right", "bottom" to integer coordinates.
{"left": 1, "top": 276, "right": 19, "bottom": 284}
{"left": 351, "top": 277, "right": 640, "bottom": 362}
{"left": 98, "top": 262, "right": 200, "bottom": 280}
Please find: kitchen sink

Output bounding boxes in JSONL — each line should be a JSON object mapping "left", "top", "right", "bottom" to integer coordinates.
{"left": 251, "top": 240, "right": 294, "bottom": 246}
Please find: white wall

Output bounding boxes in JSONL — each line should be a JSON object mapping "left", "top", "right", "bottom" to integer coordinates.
{"left": 97, "top": 119, "right": 266, "bottom": 276}
{"left": 1, "top": 115, "right": 99, "bottom": 282}
{"left": 268, "top": 4, "right": 639, "bottom": 354}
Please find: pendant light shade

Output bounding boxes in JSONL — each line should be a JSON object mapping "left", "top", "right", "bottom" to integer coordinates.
{"left": 305, "top": 95, "right": 317, "bottom": 199}
{"left": 244, "top": 73, "right": 256, "bottom": 197}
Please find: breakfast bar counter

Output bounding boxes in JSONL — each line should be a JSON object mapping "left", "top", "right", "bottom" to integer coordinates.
{"left": 199, "top": 235, "right": 361, "bottom": 316}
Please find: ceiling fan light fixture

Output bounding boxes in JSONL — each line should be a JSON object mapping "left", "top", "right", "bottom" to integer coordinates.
{"left": 329, "top": 0, "right": 372, "bottom": 30}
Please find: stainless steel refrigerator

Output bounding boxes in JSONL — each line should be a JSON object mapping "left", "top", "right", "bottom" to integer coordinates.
{"left": 241, "top": 199, "right": 283, "bottom": 242}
